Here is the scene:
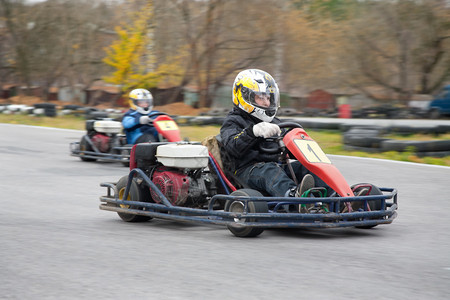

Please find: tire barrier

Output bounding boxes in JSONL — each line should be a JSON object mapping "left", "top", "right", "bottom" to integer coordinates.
{"left": 33, "top": 103, "right": 57, "bottom": 117}
{"left": 343, "top": 126, "right": 389, "bottom": 149}
{"left": 200, "top": 108, "right": 230, "bottom": 117}
{"left": 380, "top": 139, "right": 450, "bottom": 153}
{"left": 277, "top": 108, "right": 301, "bottom": 117}
{"left": 189, "top": 116, "right": 225, "bottom": 126}
{"left": 343, "top": 126, "right": 450, "bottom": 156}
{"left": 282, "top": 119, "right": 341, "bottom": 130}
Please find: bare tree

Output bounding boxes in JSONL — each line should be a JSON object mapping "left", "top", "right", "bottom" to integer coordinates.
{"left": 0, "top": 0, "right": 120, "bottom": 99}
{"left": 341, "top": 0, "right": 450, "bottom": 103}
{"left": 163, "top": 0, "right": 279, "bottom": 107}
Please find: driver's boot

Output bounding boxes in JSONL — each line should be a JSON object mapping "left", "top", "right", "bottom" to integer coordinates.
{"left": 295, "top": 174, "right": 315, "bottom": 213}
{"left": 295, "top": 174, "right": 315, "bottom": 197}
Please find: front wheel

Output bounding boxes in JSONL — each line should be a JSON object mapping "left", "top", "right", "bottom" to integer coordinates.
{"left": 115, "top": 175, "right": 152, "bottom": 222}
{"left": 351, "top": 183, "right": 382, "bottom": 229}
{"left": 225, "top": 189, "right": 268, "bottom": 237}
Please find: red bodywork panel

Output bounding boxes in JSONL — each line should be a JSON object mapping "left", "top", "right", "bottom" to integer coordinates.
{"left": 283, "top": 128, "right": 354, "bottom": 197}
{"left": 153, "top": 115, "right": 181, "bottom": 142}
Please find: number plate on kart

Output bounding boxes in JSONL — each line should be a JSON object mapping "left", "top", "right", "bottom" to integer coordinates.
{"left": 156, "top": 120, "right": 179, "bottom": 131}
{"left": 294, "top": 139, "right": 331, "bottom": 164}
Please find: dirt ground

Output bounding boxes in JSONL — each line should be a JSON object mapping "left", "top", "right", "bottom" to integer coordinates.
{"left": 0, "top": 96, "right": 208, "bottom": 116}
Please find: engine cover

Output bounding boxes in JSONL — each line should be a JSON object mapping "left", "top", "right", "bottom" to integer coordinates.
{"left": 151, "top": 167, "right": 189, "bottom": 206}
{"left": 91, "top": 133, "right": 110, "bottom": 153}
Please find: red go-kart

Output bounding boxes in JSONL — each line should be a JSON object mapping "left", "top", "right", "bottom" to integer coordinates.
{"left": 70, "top": 113, "right": 181, "bottom": 166}
{"left": 98, "top": 122, "right": 398, "bottom": 237}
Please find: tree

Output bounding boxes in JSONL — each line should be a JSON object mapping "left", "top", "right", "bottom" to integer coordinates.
{"left": 0, "top": 0, "right": 33, "bottom": 91}
{"left": 103, "top": 1, "right": 155, "bottom": 92}
{"left": 169, "top": 0, "right": 279, "bottom": 107}
{"left": 0, "top": 0, "right": 120, "bottom": 100}
{"left": 338, "top": 0, "right": 450, "bottom": 103}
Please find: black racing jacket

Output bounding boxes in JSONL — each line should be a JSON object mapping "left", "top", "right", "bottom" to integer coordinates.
{"left": 219, "top": 107, "right": 282, "bottom": 173}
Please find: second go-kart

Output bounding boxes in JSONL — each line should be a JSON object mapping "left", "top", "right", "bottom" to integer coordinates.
{"left": 70, "top": 113, "right": 181, "bottom": 166}
{"left": 98, "top": 122, "right": 398, "bottom": 237}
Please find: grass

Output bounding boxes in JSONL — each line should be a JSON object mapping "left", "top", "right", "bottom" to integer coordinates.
{"left": 1, "top": 114, "right": 449, "bottom": 166}
{"left": 0, "top": 114, "right": 86, "bottom": 130}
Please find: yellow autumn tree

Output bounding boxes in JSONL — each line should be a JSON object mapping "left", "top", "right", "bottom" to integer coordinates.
{"left": 103, "top": 2, "right": 157, "bottom": 92}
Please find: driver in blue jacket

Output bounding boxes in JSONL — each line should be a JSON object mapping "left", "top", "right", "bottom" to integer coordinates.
{"left": 220, "top": 69, "right": 331, "bottom": 199}
{"left": 122, "top": 88, "right": 160, "bottom": 144}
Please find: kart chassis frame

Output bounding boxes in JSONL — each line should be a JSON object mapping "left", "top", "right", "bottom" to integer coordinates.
{"left": 99, "top": 168, "right": 398, "bottom": 229}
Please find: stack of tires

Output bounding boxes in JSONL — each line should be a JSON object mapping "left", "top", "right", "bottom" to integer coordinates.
{"left": 33, "top": 103, "right": 57, "bottom": 117}
{"left": 343, "top": 125, "right": 450, "bottom": 157}
{"left": 343, "top": 126, "right": 387, "bottom": 152}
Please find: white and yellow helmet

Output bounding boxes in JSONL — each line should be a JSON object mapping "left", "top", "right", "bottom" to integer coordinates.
{"left": 129, "top": 88, "right": 153, "bottom": 115}
{"left": 233, "top": 69, "right": 280, "bottom": 122}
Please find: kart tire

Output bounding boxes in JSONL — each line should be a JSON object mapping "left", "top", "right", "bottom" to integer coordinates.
{"left": 115, "top": 175, "right": 152, "bottom": 222}
{"left": 225, "top": 189, "right": 268, "bottom": 238}
{"left": 351, "top": 183, "right": 382, "bottom": 229}
{"left": 79, "top": 137, "right": 96, "bottom": 162}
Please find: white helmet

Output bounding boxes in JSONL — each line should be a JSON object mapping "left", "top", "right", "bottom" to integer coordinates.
{"left": 129, "top": 88, "right": 153, "bottom": 115}
{"left": 232, "top": 69, "right": 280, "bottom": 122}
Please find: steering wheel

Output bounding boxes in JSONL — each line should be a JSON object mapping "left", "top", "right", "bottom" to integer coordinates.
{"left": 147, "top": 112, "right": 171, "bottom": 125}
{"left": 259, "top": 122, "right": 303, "bottom": 154}
{"left": 149, "top": 112, "right": 169, "bottom": 118}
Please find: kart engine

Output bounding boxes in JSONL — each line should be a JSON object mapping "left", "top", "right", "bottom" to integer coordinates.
{"left": 144, "top": 144, "right": 217, "bottom": 207}
{"left": 150, "top": 166, "right": 217, "bottom": 207}
{"left": 86, "top": 120, "right": 123, "bottom": 153}
{"left": 91, "top": 133, "right": 111, "bottom": 153}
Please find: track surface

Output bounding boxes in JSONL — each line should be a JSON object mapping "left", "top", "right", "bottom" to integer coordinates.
{"left": 1, "top": 124, "right": 449, "bottom": 299}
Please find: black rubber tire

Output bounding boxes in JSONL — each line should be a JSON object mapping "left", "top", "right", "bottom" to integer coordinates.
{"left": 44, "top": 108, "right": 57, "bottom": 117}
{"left": 79, "top": 137, "right": 96, "bottom": 162}
{"left": 115, "top": 175, "right": 152, "bottom": 222}
{"left": 225, "top": 189, "right": 268, "bottom": 238}
{"left": 63, "top": 104, "right": 82, "bottom": 110}
{"left": 343, "top": 127, "right": 384, "bottom": 148}
{"left": 380, "top": 139, "right": 450, "bottom": 153}
{"left": 34, "top": 103, "right": 56, "bottom": 109}
{"left": 351, "top": 183, "right": 382, "bottom": 229}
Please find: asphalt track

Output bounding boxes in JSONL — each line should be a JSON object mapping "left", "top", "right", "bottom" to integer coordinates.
{"left": 1, "top": 123, "right": 449, "bottom": 300}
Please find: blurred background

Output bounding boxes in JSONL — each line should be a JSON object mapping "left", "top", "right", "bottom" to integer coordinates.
{"left": 0, "top": 0, "right": 449, "bottom": 117}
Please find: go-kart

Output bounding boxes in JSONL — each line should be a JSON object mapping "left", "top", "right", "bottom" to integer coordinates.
{"left": 98, "top": 122, "right": 398, "bottom": 237}
{"left": 70, "top": 113, "right": 181, "bottom": 166}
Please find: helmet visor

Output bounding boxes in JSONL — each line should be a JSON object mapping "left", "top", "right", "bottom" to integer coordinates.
{"left": 247, "top": 89, "right": 279, "bottom": 111}
{"left": 132, "top": 97, "right": 153, "bottom": 112}
{"left": 135, "top": 99, "right": 151, "bottom": 108}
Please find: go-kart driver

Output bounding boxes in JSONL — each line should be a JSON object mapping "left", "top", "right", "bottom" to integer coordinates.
{"left": 122, "top": 88, "right": 161, "bottom": 144}
{"left": 220, "top": 69, "right": 331, "bottom": 198}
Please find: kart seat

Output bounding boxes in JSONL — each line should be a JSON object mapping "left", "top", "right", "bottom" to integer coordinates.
{"left": 202, "top": 135, "right": 249, "bottom": 191}
{"left": 130, "top": 142, "right": 172, "bottom": 170}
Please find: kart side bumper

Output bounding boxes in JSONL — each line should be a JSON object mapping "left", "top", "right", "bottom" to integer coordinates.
{"left": 70, "top": 141, "right": 131, "bottom": 163}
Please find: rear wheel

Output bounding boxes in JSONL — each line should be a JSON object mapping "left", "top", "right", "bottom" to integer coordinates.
{"left": 79, "top": 137, "right": 96, "bottom": 162}
{"left": 225, "top": 189, "right": 268, "bottom": 237}
{"left": 352, "top": 183, "right": 382, "bottom": 229}
{"left": 115, "top": 175, "right": 152, "bottom": 222}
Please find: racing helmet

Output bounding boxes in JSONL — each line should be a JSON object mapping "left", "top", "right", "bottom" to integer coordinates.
{"left": 232, "top": 69, "right": 280, "bottom": 122}
{"left": 129, "top": 88, "right": 153, "bottom": 115}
